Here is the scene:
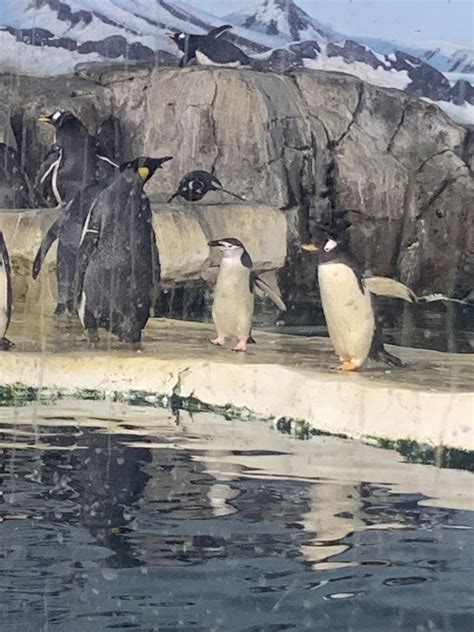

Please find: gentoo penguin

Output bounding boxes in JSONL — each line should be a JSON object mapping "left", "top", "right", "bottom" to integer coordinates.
{"left": 167, "top": 170, "right": 245, "bottom": 203}
{"left": 195, "top": 36, "right": 250, "bottom": 68}
{"left": 32, "top": 181, "right": 108, "bottom": 317}
{"left": 35, "top": 111, "right": 117, "bottom": 207}
{"left": 0, "top": 144, "right": 36, "bottom": 208}
{"left": 0, "top": 232, "right": 13, "bottom": 350}
{"left": 302, "top": 233, "right": 415, "bottom": 370}
{"left": 76, "top": 155, "right": 173, "bottom": 345}
{"left": 166, "top": 25, "right": 233, "bottom": 67}
{"left": 208, "top": 238, "right": 286, "bottom": 352}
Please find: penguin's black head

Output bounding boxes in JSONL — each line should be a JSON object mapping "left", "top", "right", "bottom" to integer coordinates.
{"left": 119, "top": 156, "right": 173, "bottom": 183}
{"left": 208, "top": 238, "right": 252, "bottom": 266}
{"left": 38, "top": 110, "right": 82, "bottom": 129}
{"left": 301, "top": 232, "right": 350, "bottom": 262}
{"left": 165, "top": 30, "right": 190, "bottom": 52}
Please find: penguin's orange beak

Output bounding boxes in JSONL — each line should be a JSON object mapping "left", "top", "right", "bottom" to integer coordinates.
{"left": 301, "top": 243, "right": 318, "bottom": 252}
{"left": 38, "top": 114, "right": 52, "bottom": 124}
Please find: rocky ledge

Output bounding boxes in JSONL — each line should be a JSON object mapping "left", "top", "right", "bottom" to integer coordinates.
{"left": 2, "top": 317, "right": 473, "bottom": 459}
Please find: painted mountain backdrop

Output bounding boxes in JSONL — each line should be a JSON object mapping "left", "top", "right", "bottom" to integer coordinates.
{"left": 1, "top": 0, "right": 473, "bottom": 123}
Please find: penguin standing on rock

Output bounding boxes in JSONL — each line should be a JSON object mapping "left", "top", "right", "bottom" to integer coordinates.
{"left": 302, "top": 231, "right": 415, "bottom": 371}
{"left": 76, "top": 156, "right": 173, "bottom": 346}
{"left": 166, "top": 25, "right": 233, "bottom": 67}
{"left": 0, "top": 232, "right": 13, "bottom": 350}
{"left": 208, "top": 238, "right": 286, "bottom": 352}
{"left": 167, "top": 170, "right": 245, "bottom": 203}
{"left": 36, "top": 111, "right": 117, "bottom": 207}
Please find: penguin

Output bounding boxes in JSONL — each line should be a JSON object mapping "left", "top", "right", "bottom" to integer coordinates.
{"left": 166, "top": 25, "right": 233, "bottom": 67}
{"left": 35, "top": 111, "right": 118, "bottom": 207}
{"left": 167, "top": 170, "right": 245, "bottom": 203}
{"left": 0, "top": 232, "right": 13, "bottom": 350}
{"left": 302, "top": 231, "right": 415, "bottom": 370}
{"left": 32, "top": 181, "right": 109, "bottom": 317}
{"left": 0, "top": 144, "right": 36, "bottom": 208}
{"left": 195, "top": 37, "right": 251, "bottom": 68}
{"left": 208, "top": 238, "right": 286, "bottom": 352}
{"left": 75, "top": 155, "right": 173, "bottom": 346}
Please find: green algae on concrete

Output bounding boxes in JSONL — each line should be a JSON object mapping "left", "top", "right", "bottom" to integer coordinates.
{"left": 1, "top": 317, "right": 473, "bottom": 462}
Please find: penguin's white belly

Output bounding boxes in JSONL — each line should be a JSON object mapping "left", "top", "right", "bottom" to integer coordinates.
{"left": 196, "top": 51, "right": 241, "bottom": 68}
{"left": 213, "top": 267, "right": 253, "bottom": 339}
{"left": 0, "top": 260, "right": 8, "bottom": 337}
{"left": 318, "top": 263, "right": 374, "bottom": 367}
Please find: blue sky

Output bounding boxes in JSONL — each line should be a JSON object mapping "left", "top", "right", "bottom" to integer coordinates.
{"left": 187, "top": 1, "right": 473, "bottom": 49}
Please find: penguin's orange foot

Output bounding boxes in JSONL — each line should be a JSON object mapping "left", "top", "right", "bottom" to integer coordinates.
{"left": 338, "top": 360, "right": 358, "bottom": 372}
{"left": 232, "top": 339, "right": 247, "bottom": 353}
{"left": 210, "top": 335, "right": 226, "bottom": 347}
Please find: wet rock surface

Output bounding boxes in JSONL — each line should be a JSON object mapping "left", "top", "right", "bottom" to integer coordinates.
{"left": 0, "top": 66, "right": 472, "bottom": 305}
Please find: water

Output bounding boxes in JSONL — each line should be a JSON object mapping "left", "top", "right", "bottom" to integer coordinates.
{"left": 1, "top": 401, "right": 473, "bottom": 632}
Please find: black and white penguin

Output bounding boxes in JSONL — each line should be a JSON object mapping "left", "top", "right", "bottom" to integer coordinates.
{"left": 32, "top": 182, "right": 108, "bottom": 317}
{"left": 76, "top": 156, "right": 173, "bottom": 345}
{"left": 0, "top": 144, "right": 36, "bottom": 208}
{"left": 167, "top": 170, "right": 245, "bottom": 203}
{"left": 195, "top": 36, "right": 250, "bottom": 68}
{"left": 35, "top": 111, "right": 117, "bottom": 207}
{"left": 208, "top": 238, "right": 286, "bottom": 352}
{"left": 302, "top": 232, "right": 415, "bottom": 370}
{"left": 166, "top": 25, "right": 233, "bottom": 67}
{"left": 0, "top": 232, "right": 13, "bottom": 350}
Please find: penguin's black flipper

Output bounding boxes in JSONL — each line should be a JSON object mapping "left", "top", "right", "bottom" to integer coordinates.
{"left": 252, "top": 274, "right": 287, "bottom": 312}
{"left": 167, "top": 191, "right": 179, "bottom": 203}
{"left": 220, "top": 187, "right": 246, "bottom": 202}
{"left": 0, "top": 337, "right": 14, "bottom": 351}
{"left": 74, "top": 202, "right": 101, "bottom": 304}
{"left": 32, "top": 217, "right": 62, "bottom": 279}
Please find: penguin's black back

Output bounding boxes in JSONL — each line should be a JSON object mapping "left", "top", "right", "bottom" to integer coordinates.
{"left": 0, "top": 231, "right": 12, "bottom": 336}
{"left": 80, "top": 172, "right": 156, "bottom": 342}
{"left": 197, "top": 39, "right": 250, "bottom": 65}
{"left": 177, "top": 170, "right": 221, "bottom": 201}
{"left": 0, "top": 144, "right": 33, "bottom": 208}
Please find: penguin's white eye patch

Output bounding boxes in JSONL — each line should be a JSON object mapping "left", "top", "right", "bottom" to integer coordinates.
{"left": 324, "top": 239, "right": 337, "bottom": 252}
{"left": 178, "top": 33, "right": 185, "bottom": 39}
{"left": 52, "top": 111, "right": 61, "bottom": 121}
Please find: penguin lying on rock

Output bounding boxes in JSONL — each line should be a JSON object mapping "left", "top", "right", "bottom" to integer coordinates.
{"left": 195, "top": 36, "right": 251, "bottom": 68}
{"left": 302, "top": 232, "right": 416, "bottom": 371}
{"left": 32, "top": 182, "right": 110, "bottom": 317}
{"left": 208, "top": 238, "right": 286, "bottom": 352}
{"left": 167, "top": 170, "right": 245, "bottom": 203}
{"left": 0, "top": 232, "right": 13, "bottom": 350}
{"left": 76, "top": 156, "right": 172, "bottom": 346}
{"left": 36, "top": 111, "right": 117, "bottom": 207}
{"left": 166, "top": 25, "right": 233, "bottom": 67}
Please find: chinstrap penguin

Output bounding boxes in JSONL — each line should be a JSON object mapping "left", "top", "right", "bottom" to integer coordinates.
{"left": 166, "top": 25, "right": 233, "bottom": 67}
{"left": 0, "top": 232, "right": 13, "bottom": 350}
{"left": 168, "top": 170, "right": 245, "bottom": 203}
{"left": 35, "top": 110, "right": 117, "bottom": 207}
{"left": 208, "top": 238, "right": 286, "bottom": 352}
{"left": 302, "top": 231, "right": 415, "bottom": 370}
{"left": 75, "top": 155, "right": 172, "bottom": 346}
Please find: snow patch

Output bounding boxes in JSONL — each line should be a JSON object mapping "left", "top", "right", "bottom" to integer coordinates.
{"left": 422, "top": 97, "right": 474, "bottom": 125}
{"left": 304, "top": 55, "right": 412, "bottom": 91}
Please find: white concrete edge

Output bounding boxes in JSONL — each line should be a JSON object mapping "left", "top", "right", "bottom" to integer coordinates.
{"left": 1, "top": 351, "right": 472, "bottom": 453}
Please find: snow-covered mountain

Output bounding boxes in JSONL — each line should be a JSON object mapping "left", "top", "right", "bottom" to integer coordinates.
{"left": 225, "top": 0, "right": 338, "bottom": 43}
{"left": 0, "top": 0, "right": 472, "bottom": 124}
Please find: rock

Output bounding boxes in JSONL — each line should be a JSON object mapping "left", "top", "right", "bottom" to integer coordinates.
{"left": 327, "top": 40, "right": 382, "bottom": 70}
{"left": 450, "top": 79, "right": 474, "bottom": 106}
{"left": 0, "top": 203, "right": 287, "bottom": 311}
{"left": 0, "top": 65, "right": 471, "bottom": 303}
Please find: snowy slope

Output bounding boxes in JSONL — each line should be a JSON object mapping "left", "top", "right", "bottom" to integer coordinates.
{"left": 0, "top": 0, "right": 472, "bottom": 123}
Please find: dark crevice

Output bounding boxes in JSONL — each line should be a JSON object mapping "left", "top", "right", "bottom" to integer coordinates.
{"left": 335, "top": 81, "right": 365, "bottom": 146}
{"left": 386, "top": 100, "right": 407, "bottom": 155}
{"left": 415, "top": 176, "right": 460, "bottom": 219}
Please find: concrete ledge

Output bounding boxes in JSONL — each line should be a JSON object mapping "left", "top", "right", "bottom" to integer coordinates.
{"left": 2, "top": 317, "right": 472, "bottom": 455}
{"left": 0, "top": 203, "right": 287, "bottom": 304}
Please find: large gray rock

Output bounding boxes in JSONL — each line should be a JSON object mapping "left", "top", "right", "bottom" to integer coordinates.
{"left": 0, "top": 66, "right": 472, "bottom": 301}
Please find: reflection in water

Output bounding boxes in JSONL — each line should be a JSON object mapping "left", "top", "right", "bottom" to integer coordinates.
{"left": 0, "top": 402, "right": 473, "bottom": 632}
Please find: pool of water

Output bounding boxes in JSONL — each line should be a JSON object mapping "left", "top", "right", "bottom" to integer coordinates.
{"left": 1, "top": 401, "right": 473, "bottom": 632}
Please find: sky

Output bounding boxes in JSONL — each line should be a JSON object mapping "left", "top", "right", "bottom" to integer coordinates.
{"left": 187, "top": 0, "right": 474, "bottom": 49}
